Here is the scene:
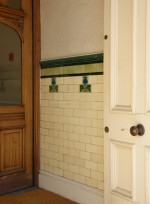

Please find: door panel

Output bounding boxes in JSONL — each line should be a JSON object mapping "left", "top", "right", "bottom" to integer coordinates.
{"left": 0, "top": 1, "right": 33, "bottom": 194}
{"left": 104, "top": 0, "right": 148, "bottom": 203}
{"left": 110, "top": 141, "right": 135, "bottom": 200}
{"left": 110, "top": 0, "right": 135, "bottom": 112}
{"left": 0, "top": 129, "right": 24, "bottom": 172}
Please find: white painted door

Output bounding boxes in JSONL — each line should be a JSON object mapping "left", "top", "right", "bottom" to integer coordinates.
{"left": 104, "top": 0, "right": 150, "bottom": 204}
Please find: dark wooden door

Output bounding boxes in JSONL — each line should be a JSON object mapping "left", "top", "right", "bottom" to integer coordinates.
{"left": 0, "top": 0, "right": 33, "bottom": 194}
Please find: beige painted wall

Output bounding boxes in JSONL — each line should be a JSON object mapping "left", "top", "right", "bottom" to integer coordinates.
{"left": 40, "top": 0, "right": 104, "bottom": 60}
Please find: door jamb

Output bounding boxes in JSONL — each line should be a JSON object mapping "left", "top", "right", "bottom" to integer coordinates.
{"left": 33, "top": 0, "right": 41, "bottom": 187}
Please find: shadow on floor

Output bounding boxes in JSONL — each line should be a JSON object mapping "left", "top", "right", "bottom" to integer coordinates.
{"left": 0, "top": 188, "right": 78, "bottom": 204}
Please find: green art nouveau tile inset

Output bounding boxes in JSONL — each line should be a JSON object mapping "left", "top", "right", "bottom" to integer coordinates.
{"left": 49, "top": 77, "right": 58, "bottom": 92}
{"left": 80, "top": 76, "right": 91, "bottom": 93}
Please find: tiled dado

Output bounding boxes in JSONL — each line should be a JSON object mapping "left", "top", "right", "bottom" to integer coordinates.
{"left": 40, "top": 54, "right": 104, "bottom": 191}
{"left": 40, "top": 53, "right": 103, "bottom": 78}
{"left": 40, "top": 54, "right": 103, "bottom": 93}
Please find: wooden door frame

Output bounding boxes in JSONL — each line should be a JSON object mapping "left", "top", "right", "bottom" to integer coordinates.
{"left": 33, "top": 0, "right": 41, "bottom": 187}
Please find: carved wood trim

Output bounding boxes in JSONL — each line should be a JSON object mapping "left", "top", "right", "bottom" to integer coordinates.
{"left": 0, "top": 6, "right": 25, "bottom": 40}
{"left": 0, "top": 112, "right": 25, "bottom": 130}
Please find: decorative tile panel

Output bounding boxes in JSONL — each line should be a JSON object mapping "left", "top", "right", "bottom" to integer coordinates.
{"left": 80, "top": 76, "right": 91, "bottom": 92}
{"left": 49, "top": 77, "right": 58, "bottom": 92}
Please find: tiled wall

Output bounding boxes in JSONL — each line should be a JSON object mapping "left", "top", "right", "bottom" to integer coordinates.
{"left": 40, "top": 73, "right": 104, "bottom": 190}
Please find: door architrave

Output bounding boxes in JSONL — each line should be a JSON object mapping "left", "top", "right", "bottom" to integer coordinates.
{"left": 33, "top": 0, "right": 41, "bottom": 187}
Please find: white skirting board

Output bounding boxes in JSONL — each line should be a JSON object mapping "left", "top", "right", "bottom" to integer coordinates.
{"left": 39, "top": 170, "right": 104, "bottom": 204}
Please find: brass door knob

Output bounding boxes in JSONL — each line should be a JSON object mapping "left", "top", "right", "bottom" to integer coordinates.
{"left": 130, "top": 124, "right": 145, "bottom": 136}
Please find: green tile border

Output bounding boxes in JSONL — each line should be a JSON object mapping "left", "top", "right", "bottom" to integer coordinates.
{"left": 41, "top": 72, "right": 103, "bottom": 79}
{"left": 40, "top": 53, "right": 103, "bottom": 69}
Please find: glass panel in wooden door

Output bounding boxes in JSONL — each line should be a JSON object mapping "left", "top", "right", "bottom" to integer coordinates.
{"left": 0, "top": 0, "right": 21, "bottom": 10}
{"left": 0, "top": 0, "right": 33, "bottom": 194}
{"left": 0, "top": 24, "right": 22, "bottom": 105}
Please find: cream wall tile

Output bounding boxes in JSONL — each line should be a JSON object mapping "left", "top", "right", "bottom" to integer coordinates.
{"left": 53, "top": 138, "right": 63, "bottom": 146}
{"left": 97, "top": 111, "right": 103, "bottom": 119}
{"left": 44, "top": 150, "right": 54, "bottom": 159}
{"left": 59, "top": 161, "right": 69, "bottom": 170}
{"left": 74, "top": 158, "right": 85, "bottom": 167}
{"left": 74, "top": 174, "right": 85, "bottom": 184}
{"left": 69, "top": 85, "right": 79, "bottom": 93}
{"left": 54, "top": 93, "right": 64, "bottom": 101}
{"left": 68, "top": 101, "right": 80, "bottom": 109}
{"left": 74, "top": 142, "right": 86, "bottom": 151}
{"left": 68, "top": 132, "right": 80, "bottom": 142}
{"left": 79, "top": 101, "right": 92, "bottom": 110}
{"left": 64, "top": 93, "right": 74, "bottom": 101}
{"left": 64, "top": 170, "right": 74, "bottom": 180}
{"left": 59, "top": 101, "right": 69, "bottom": 108}
{"left": 74, "top": 109, "right": 86, "bottom": 118}
{"left": 64, "top": 124, "right": 74, "bottom": 133}
{"left": 85, "top": 177, "right": 98, "bottom": 188}
{"left": 49, "top": 101, "right": 59, "bottom": 108}
{"left": 98, "top": 163, "right": 104, "bottom": 173}
{"left": 40, "top": 128, "right": 49, "bottom": 136}
{"left": 53, "top": 123, "right": 64, "bottom": 131}
{"left": 59, "top": 85, "right": 69, "bottom": 93}
{"left": 48, "top": 144, "right": 59, "bottom": 153}
{"left": 59, "top": 116, "right": 68, "bottom": 124}
{"left": 91, "top": 170, "right": 104, "bottom": 180}
{"left": 69, "top": 149, "right": 80, "bottom": 157}
{"left": 40, "top": 75, "right": 104, "bottom": 191}
{"left": 97, "top": 146, "right": 104, "bottom": 155}
{"left": 48, "top": 130, "right": 59, "bottom": 138}
{"left": 41, "top": 85, "right": 49, "bottom": 93}
{"left": 80, "top": 167, "right": 90, "bottom": 177}
{"left": 68, "top": 117, "right": 80, "bottom": 125}
{"left": 86, "top": 110, "right": 98, "bottom": 119}
{"left": 54, "top": 168, "right": 63, "bottom": 177}
{"left": 64, "top": 77, "right": 74, "bottom": 85}
{"left": 92, "top": 119, "right": 103, "bottom": 128}
{"left": 59, "top": 146, "right": 70, "bottom": 155}
{"left": 91, "top": 137, "right": 104, "bottom": 146}
{"left": 92, "top": 84, "right": 103, "bottom": 93}
{"left": 80, "top": 151, "right": 91, "bottom": 160}
{"left": 86, "top": 127, "right": 98, "bottom": 136}
{"left": 85, "top": 161, "right": 97, "bottom": 171}
{"left": 58, "top": 131, "right": 68, "bottom": 140}
{"left": 40, "top": 99, "right": 49, "bottom": 107}
{"left": 79, "top": 135, "right": 91, "bottom": 144}
{"left": 69, "top": 164, "right": 79, "bottom": 174}
{"left": 86, "top": 144, "right": 98, "bottom": 154}
{"left": 64, "top": 140, "right": 74, "bottom": 148}
{"left": 45, "top": 136, "right": 53, "bottom": 144}
{"left": 49, "top": 158, "right": 59, "bottom": 168}
{"left": 64, "top": 109, "right": 74, "bottom": 117}
{"left": 57, "top": 78, "right": 64, "bottom": 84}
{"left": 53, "top": 108, "right": 64, "bottom": 116}
{"left": 64, "top": 155, "right": 74, "bottom": 165}
{"left": 40, "top": 142, "right": 49, "bottom": 150}
{"left": 40, "top": 156, "right": 49, "bottom": 165}
{"left": 45, "top": 165, "right": 54, "bottom": 174}
{"left": 80, "top": 118, "right": 92, "bottom": 127}
{"left": 98, "top": 181, "right": 104, "bottom": 190}
{"left": 74, "top": 125, "right": 86, "bottom": 135}
{"left": 74, "top": 77, "right": 82, "bottom": 85}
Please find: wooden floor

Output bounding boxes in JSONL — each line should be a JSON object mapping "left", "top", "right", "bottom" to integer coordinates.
{"left": 0, "top": 188, "right": 78, "bottom": 204}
